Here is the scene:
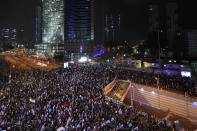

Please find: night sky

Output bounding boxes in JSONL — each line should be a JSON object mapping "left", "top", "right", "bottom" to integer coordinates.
{"left": 0, "top": 0, "right": 196, "bottom": 42}
{"left": 104, "top": 0, "right": 149, "bottom": 41}
{"left": 0, "top": 0, "right": 36, "bottom": 42}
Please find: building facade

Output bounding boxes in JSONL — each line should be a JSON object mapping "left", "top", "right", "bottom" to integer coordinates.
{"left": 37, "top": 0, "right": 65, "bottom": 57}
{"left": 1, "top": 28, "right": 17, "bottom": 47}
{"left": 186, "top": 30, "right": 197, "bottom": 59}
{"left": 166, "top": 2, "right": 179, "bottom": 52}
{"left": 104, "top": 14, "right": 120, "bottom": 42}
{"left": 0, "top": 26, "right": 26, "bottom": 50}
{"left": 148, "top": 4, "right": 159, "bottom": 32}
{"left": 147, "top": 0, "right": 180, "bottom": 58}
{"left": 64, "top": 0, "right": 95, "bottom": 55}
{"left": 42, "top": 0, "right": 64, "bottom": 44}
{"left": 1, "top": 28, "right": 17, "bottom": 42}
{"left": 65, "top": 0, "right": 94, "bottom": 41}
{"left": 38, "top": 0, "right": 103, "bottom": 58}
{"left": 36, "top": 6, "right": 42, "bottom": 44}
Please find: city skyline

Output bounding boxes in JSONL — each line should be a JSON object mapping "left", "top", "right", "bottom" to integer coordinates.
{"left": 0, "top": 0, "right": 197, "bottom": 42}
{"left": 1, "top": 2, "right": 197, "bottom": 130}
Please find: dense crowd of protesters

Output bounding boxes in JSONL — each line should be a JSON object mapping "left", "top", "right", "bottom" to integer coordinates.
{"left": 116, "top": 68, "right": 196, "bottom": 97}
{"left": 0, "top": 64, "right": 176, "bottom": 130}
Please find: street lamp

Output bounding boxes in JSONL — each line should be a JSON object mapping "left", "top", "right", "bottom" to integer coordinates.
{"left": 158, "top": 30, "right": 161, "bottom": 65}
{"left": 157, "top": 30, "right": 163, "bottom": 109}
{"left": 157, "top": 30, "right": 163, "bottom": 90}
{"left": 131, "top": 85, "right": 134, "bottom": 107}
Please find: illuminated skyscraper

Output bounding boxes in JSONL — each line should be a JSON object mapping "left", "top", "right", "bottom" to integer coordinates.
{"left": 39, "top": 0, "right": 102, "bottom": 57}
{"left": 65, "top": 0, "right": 94, "bottom": 41}
{"left": 36, "top": 6, "right": 42, "bottom": 44}
{"left": 42, "top": 0, "right": 64, "bottom": 44}
{"left": 64, "top": 0, "right": 95, "bottom": 54}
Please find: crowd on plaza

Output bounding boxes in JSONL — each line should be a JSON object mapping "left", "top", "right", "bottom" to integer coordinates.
{"left": 0, "top": 64, "right": 175, "bottom": 130}
{"left": 116, "top": 68, "right": 196, "bottom": 97}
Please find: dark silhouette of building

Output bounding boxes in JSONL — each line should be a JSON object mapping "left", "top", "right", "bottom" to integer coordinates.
{"left": 35, "top": 6, "right": 42, "bottom": 44}
{"left": 185, "top": 30, "right": 197, "bottom": 59}
{"left": 0, "top": 26, "right": 25, "bottom": 50}
{"left": 17, "top": 28, "right": 25, "bottom": 45}
{"left": 104, "top": 14, "right": 120, "bottom": 43}
{"left": 166, "top": 2, "right": 179, "bottom": 53}
{"left": 0, "top": 27, "right": 17, "bottom": 48}
{"left": 147, "top": 0, "right": 180, "bottom": 58}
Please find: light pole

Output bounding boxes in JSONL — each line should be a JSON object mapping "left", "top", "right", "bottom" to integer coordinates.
{"left": 158, "top": 30, "right": 161, "bottom": 65}
{"left": 130, "top": 85, "right": 134, "bottom": 107}
{"left": 157, "top": 30, "right": 162, "bottom": 90}
{"left": 157, "top": 30, "right": 162, "bottom": 109}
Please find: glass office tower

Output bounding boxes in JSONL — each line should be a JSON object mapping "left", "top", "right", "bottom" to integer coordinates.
{"left": 42, "top": 0, "right": 64, "bottom": 44}
{"left": 65, "top": 0, "right": 94, "bottom": 41}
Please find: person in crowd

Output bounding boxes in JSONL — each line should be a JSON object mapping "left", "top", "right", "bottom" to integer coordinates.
{"left": 0, "top": 63, "right": 178, "bottom": 130}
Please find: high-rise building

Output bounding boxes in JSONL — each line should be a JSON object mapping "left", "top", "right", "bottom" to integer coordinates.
{"left": 148, "top": 2, "right": 165, "bottom": 57}
{"left": 147, "top": 0, "right": 180, "bottom": 58}
{"left": 64, "top": 0, "right": 95, "bottom": 54}
{"left": 37, "top": 0, "right": 65, "bottom": 56}
{"left": 104, "top": 14, "right": 120, "bottom": 42}
{"left": 1, "top": 28, "right": 17, "bottom": 46}
{"left": 166, "top": 2, "right": 179, "bottom": 52}
{"left": 1, "top": 28, "right": 10, "bottom": 41}
{"left": 38, "top": 0, "right": 103, "bottom": 58}
{"left": 0, "top": 27, "right": 26, "bottom": 50}
{"left": 36, "top": 6, "right": 42, "bottom": 44}
{"left": 42, "top": 0, "right": 64, "bottom": 44}
{"left": 65, "top": 0, "right": 94, "bottom": 41}
{"left": 186, "top": 30, "right": 197, "bottom": 59}
{"left": 148, "top": 4, "right": 159, "bottom": 32}
{"left": 17, "top": 28, "right": 24, "bottom": 45}
{"left": 94, "top": 0, "right": 105, "bottom": 45}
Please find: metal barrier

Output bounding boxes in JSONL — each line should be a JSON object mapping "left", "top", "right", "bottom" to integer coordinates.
{"left": 127, "top": 83, "right": 197, "bottom": 120}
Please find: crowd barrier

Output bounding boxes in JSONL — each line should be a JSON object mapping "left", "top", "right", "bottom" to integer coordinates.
{"left": 104, "top": 77, "right": 117, "bottom": 95}
{"left": 126, "top": 83, "right": 197, "bottom": 120}
{"left": 105, "top": 78, "right": 197, "bottom": 120}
